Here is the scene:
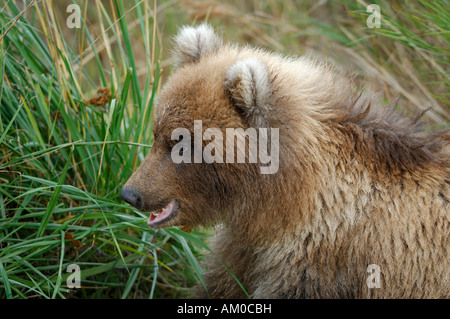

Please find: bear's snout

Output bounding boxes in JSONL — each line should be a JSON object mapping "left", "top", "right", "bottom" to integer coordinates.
{"left": 119, "top": 188, "right": 143, "bottom": 210}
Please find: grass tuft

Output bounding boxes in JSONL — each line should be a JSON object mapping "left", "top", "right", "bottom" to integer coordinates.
{"left": 0, "top": 0, "right": 206, "bottom": 299}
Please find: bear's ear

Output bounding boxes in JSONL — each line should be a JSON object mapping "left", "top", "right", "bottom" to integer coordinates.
{"left": 173, "top": 24, "right": 223, "bottom": 67}
{"left": 224, "top": 58, "right": 272, "bottom": 128}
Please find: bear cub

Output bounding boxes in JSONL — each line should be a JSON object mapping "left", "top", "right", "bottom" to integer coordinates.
{"left": 121, "top": 24, "right": 449, "bottom": 299}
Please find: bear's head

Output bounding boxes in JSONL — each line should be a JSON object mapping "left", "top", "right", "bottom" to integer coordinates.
{"left": 120, "top": 24, "right": 280, "bottom": 228}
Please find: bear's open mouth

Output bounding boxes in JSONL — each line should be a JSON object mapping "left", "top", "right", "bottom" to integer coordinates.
{"left": 147, "top": 199, "right": 178, "bottom": 227}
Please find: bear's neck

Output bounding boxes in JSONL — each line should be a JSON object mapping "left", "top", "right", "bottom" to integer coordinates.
{"left": 224, "top": 124, "right": 374, "bottom": 247}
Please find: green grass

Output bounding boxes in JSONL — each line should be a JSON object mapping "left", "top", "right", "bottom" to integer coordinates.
{"left": 0, "top": 0, "right": 448, "bottom": 299}
{"left": 0, "top": 0, "right": 208, "bottom": 299}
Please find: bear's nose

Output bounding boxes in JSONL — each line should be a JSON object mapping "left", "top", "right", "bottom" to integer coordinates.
{"left": 120, "top": 188, "right": 143, "bottom": 210}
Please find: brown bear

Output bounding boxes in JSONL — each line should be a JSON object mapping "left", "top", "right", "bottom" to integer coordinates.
{"left": 120, "top": 24, "right": 449, "bottom": 298}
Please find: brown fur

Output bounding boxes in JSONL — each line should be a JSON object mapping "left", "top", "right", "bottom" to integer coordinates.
{"left": 122, "top": 25, "right": 450, "bottom": 298}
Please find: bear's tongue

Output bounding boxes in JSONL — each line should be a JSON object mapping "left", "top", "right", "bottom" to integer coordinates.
{"left": 148, "top": 200, "right": 175, "bottom": 225}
